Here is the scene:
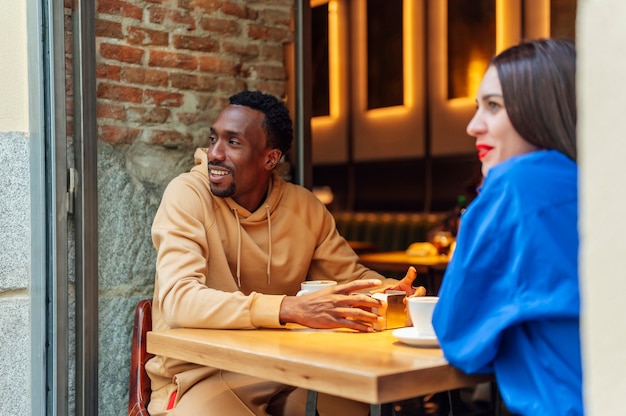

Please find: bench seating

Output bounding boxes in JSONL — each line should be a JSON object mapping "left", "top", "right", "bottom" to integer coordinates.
{"left": 333, "top": 211, "right": 446, "bottom": 253}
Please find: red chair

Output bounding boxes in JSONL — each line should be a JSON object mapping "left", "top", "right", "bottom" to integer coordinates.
{"left": 128, "top": 299, "right": 154, "bottom": 416}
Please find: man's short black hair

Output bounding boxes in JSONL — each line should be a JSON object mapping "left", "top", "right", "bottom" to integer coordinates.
{"left": 229, "top": 90, "right": 293, "bottom": 155}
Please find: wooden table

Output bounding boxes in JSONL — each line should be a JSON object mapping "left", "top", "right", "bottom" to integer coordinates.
{"left": 147, "top": 326, "right": 491, "bottom": 415}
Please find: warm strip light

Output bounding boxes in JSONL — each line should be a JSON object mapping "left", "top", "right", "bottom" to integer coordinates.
{"left": 496, "top": 0, "right": 505, "bottom": 53}
{"left": 448, "top": 54, "right": 489, "bottom": 103}
{"left": 328, "top": 0, "right": 340, "bottom": 118}
{"left": 403, "top": 0, "right": 414, "bottom": 108}
{"left": 311, "top": 115, "right": 334, "bottom": 127}
{"left": 467, "top": 55, "right": 489, "bottom": 99}
{"left": 365, "top": 105, "right": 408, "bottom": 119}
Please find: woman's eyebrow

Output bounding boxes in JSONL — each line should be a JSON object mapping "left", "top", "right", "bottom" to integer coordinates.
{"left": 479, "top": 93, "right": 503, "bottom": 101}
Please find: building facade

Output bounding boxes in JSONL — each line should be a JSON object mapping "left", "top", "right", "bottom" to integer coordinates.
{"left": 1, "top": 0, "right": 624, "bottom": 415}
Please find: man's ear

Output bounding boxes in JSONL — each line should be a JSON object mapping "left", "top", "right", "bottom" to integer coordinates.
{"left": 265, "top": 149, "right": 282, "bottom": 170}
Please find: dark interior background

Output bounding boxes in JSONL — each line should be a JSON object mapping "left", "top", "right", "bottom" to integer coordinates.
{"left": 313, "top": 153, "right": 482, "bottom": 213}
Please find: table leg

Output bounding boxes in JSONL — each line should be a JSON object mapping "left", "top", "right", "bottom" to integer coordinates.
{"left": 370, "top": 404, "right": 382, "bottom": 416}
{"left": 305, "top": 390, "right": 318, "bottom": 416}
{"left": 490, "top": 382, "right": 501, "bottom": 416}
{"left": 373, "top": 403, "right": 396, "bottom": 416}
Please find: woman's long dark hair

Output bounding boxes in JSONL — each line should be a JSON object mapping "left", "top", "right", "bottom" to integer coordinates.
{"left": 492, "top": 38, "right": 577, "bottom": 161}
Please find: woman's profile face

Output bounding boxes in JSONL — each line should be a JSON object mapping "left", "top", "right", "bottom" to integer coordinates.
{"left": 467, "top": 66, "right": 538, "bottom": 177}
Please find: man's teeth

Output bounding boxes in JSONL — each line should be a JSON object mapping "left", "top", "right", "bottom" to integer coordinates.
{"left": 211, "top": 169, "right": 229, "bottom": 176}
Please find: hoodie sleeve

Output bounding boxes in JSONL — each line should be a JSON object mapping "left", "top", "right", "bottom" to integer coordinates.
{"left": 152, "top": 173, "right": 286, "bottom": 330}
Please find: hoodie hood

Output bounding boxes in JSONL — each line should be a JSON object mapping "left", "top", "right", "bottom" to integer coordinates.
{"left": 191, "top": 147, "right": 284, "bottom": 286}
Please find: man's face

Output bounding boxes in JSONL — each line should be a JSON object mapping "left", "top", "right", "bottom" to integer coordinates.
{"left": 207, "top": 105, "right": 278, "bottom": 211}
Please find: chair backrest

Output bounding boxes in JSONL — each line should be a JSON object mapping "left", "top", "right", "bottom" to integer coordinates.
{"left": 128, "top": 299, "right": 154, "bottom": 416}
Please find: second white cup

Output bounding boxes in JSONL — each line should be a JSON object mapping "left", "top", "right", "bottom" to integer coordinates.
{"left": 296, "top": 280, "right": 337, "bottom": 296}
{"left": 407, "top": 296, "right": 439, "bottom": 337}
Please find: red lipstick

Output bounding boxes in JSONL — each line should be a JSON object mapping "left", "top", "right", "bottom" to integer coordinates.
{"left": 476, "top": 144, "right": 493, "bottom": 160}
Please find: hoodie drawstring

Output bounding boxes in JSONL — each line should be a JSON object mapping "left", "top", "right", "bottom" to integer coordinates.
{"left": 232, "top": 208, "right": 242, "bottom": 287}
{"left": 231, "top": 205, "right": 273, "bottom": 287}
{"left": 265, "top": 205, "right": 272, "bottom": 285}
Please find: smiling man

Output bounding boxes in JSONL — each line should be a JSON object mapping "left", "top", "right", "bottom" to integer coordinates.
{"left": 206, "top": 97, "right": 283, "bottom": 208}
{"left": 145, "top": 90, "right": 419, "bottom": 416}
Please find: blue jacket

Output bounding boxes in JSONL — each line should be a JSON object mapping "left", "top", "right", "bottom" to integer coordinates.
{"left": 432, "top": 150, "right": 582, "bottom": 415}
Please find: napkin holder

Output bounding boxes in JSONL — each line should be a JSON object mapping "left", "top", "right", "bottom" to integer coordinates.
{"left": 371, "top": 290, "right": 408, "bottom": 331}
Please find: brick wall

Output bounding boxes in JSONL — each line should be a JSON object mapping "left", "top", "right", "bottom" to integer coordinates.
{"left": 95, "top": 0, "right": 294, "bottom": 147}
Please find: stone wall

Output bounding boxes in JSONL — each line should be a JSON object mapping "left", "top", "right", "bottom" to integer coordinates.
{"left": 1, "top": 1, "right": 30, "bottom": 413}
{"left": 93, "top": 1, "right": 294, "bottom": 414}
{"left": 0, "top": 133, "right": 31, "bottom": 415}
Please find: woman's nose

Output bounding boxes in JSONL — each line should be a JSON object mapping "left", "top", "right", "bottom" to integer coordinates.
{"left": 466, "top": 112, "right": 485, "bottom": 137}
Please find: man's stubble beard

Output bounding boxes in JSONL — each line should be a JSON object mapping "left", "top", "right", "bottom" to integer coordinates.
{"left": 208, "top": 163, "right": 235, "bottom": 198}
{"left": 210, "top": 183, "right": 235, "bottom": 198}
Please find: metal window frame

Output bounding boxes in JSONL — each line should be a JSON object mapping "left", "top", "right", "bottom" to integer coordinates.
{"left": 29, "top": 0, "right": 69, "bottom": 414}
{"left": 29, "top": 0, "right": 98, "bottom": 414}
{"left": 295, "top": 1, "right": 313, "bottom": 189}
{"left": 72, "top": 0, "right": 99, "bottom": 414}
{"left": 28, "top": 0, "right": 49, "bottom": 414}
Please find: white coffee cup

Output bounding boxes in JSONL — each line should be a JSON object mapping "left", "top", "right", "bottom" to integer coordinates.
{"left": 296, "top": 280, "right": 337, "bottom": 296}
{"left": 407, "top": 296, "right": 439, "bottom": 337}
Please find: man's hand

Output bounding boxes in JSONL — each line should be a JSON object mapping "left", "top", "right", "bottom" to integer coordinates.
{"left": 279, "top": 279, "right": 385, "bottom": 333}
{"left": 372, "top": 267, "right": 427, "bottom": 297}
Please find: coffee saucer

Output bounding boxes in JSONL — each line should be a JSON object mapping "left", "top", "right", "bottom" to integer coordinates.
{"left": 392, "top": 327, "right": 439, "bottom": 348}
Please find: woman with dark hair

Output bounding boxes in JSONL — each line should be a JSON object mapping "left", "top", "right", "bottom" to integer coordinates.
{"left": 431, "top": 39, "right": 582, "bottom": 415}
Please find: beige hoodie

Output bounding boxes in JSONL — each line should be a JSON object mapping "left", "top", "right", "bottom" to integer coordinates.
{"left": 146, "top": 148, "right": 385, "bottom": 389}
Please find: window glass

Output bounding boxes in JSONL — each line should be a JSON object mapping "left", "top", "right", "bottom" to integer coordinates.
{"left": 447, "top": 0, "right": 495, "bottom": 99}
{"left": 312, "top": 3, "right": 330, "bottom": 117}
{"left": 367, "top": 0, "right": 404, "bottom": 109}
